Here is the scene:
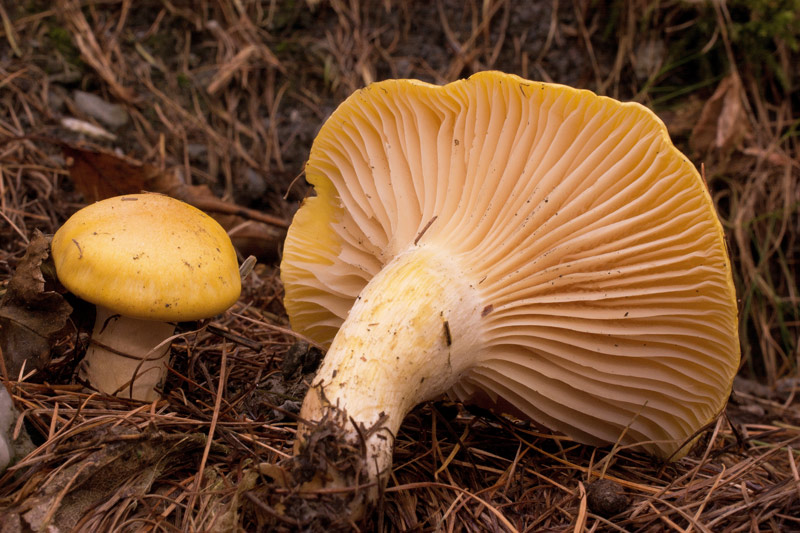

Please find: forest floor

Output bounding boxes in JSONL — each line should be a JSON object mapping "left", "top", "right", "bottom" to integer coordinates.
{"left": 1, "top": 1, "right": 798, "bottom": 531}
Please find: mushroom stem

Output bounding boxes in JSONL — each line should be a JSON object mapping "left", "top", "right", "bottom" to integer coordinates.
{"left": 294, "top": 245, "right": 485, "bottom": 515}
{"left": 78, "top": 305, "right": 176, "bottom": 401}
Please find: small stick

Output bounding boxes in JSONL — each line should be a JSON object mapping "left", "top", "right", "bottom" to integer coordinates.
{"left": 186, "top": 196, "right": 289, "bottom": 228}
{"left": 206, "top": 323, "right": 262, "bottom": 351}
{"left": 414, "top": 215, "right": 438, "bottom": 245}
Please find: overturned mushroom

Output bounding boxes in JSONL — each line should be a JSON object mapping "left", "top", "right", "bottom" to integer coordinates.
{"left": 281, "top": 72, "right": 739, "bottom": 515}
{"left": 51, "top": 193, "right": 241, "bottom": 401}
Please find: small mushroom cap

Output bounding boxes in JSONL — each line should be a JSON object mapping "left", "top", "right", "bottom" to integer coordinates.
{"left": 52, "top": 194, "right": 241, "bottom": 321}
{"left": 282, "top": 72, "right": 740, "bottom": 457}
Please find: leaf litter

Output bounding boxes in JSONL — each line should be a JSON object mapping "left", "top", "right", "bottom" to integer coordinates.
{"left": 0, "top": 232, "right": 72, "bottom": 380}
{"left": 0, "top": 1, "right": 798, "bottom": 531}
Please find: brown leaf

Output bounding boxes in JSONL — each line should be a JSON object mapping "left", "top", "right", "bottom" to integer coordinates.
{"left": 690, "top": 74, "right": 749, "bottom": 155}
{"left": 9, "top": 430, "right": 209, "bottom": 532}
{"left": 0, "top": 232, "right": 72, "bottom": 379}
{"left": 62, "top": 144, "right": 155, "bottom": 202}
{"left": 61, "top": 144, "right": 288, "bottom": 260}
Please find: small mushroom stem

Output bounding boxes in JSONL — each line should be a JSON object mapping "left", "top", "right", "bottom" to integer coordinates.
{"left": 294, "top": 245, "right": 485, "bottom": 516}
{"left": 78, "top": 305, "right": 176, "bottom": 401}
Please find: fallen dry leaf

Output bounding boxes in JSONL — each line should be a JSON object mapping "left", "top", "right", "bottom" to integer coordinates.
{"left": 4, "top": 430, "right": 212, "bottom": 532}
{"left": 690, "top": 74, "right": 749, "bottom": 155}
{"left": 61, "top": 144, "right": 154, "bottom": 201}
{"left": 0, "top": 232, "right": 72, "bottom": 379}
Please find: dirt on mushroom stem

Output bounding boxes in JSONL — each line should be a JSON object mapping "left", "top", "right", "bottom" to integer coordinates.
{"left": 287, "top": 405, "right": 376, "bottom": 524}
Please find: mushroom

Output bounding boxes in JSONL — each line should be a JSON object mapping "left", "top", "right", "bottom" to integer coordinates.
{"left": 281, "top": 71, "right": 740, "bottom": 514}
{"left": 51, "top": 193, "right": 241, "bottom": 401}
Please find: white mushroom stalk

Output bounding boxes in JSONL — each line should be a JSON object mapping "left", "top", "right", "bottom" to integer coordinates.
{"left": 296, "top": 245, "right": 484, "bottom": 494}
{"left": 78, "top": 305, "right": 176, "bottom": 401}
{"left": 281, "top": 72, "right": 740, "bottom": 516}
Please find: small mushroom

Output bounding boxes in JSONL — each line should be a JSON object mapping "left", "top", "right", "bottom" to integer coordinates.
{"left": 51, "top": 194, "right": 241, "bottom": 401}
{"left": 281, "top": 72, "right": 740, "bottom": 515}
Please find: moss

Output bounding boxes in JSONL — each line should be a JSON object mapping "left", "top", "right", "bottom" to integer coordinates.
{"left": 728, "top": 0, "right": 800, "bottom": 52}
{"left": 727, "top": 0, "right": 800, "bottom": 91}
{"left": 46, "top": 25, "right": 83, "bottom": 66}
{"left": 177, "top": 72, "right": 192, "bottom": 89}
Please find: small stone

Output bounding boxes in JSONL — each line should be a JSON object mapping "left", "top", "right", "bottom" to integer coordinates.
{"left": 73, "top": 90, "right": 129, "bottom": 128}
{"left": 241, "top": 167, "right": 267, "bottom": 199}
{"left": 0, "top": 387, "right": 36, "bottom": 474}
{"left": 586, "top": 479, "right": 630, "bottom": 518}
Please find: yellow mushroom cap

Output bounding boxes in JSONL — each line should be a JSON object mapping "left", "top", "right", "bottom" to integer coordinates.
{"left": 281, "top": 71, "right": 740, "bottom": 458}
{"left": 52, "top": 193, "right": 241, "bottom": 322}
